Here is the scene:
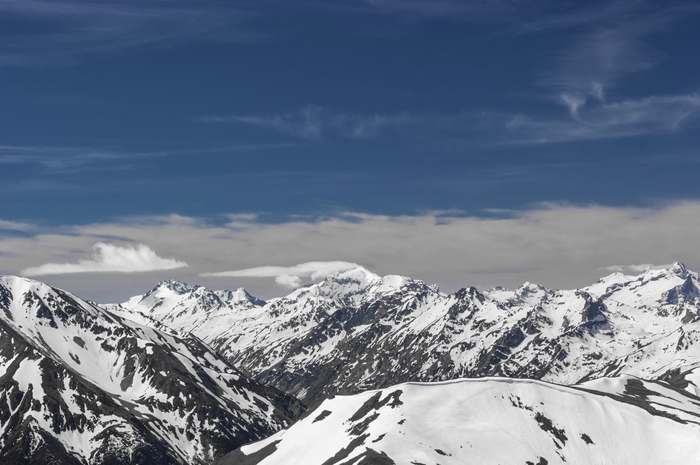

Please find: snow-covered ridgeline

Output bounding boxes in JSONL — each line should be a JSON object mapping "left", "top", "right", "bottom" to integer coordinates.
{"left": 218, "top": 376, "right": 700, "bottom": 465}
{"left": 111, "top": 263, "right": 700, "bottom": 403}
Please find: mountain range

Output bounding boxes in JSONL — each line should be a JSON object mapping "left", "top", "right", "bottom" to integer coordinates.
{"left": 108, "top": 263, "right": 700, "bottom": 405}
{"left": 2, "top": 263, "right": 700, "bottom": 463}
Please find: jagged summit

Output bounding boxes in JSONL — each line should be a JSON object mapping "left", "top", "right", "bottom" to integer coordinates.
{"left": 643, "top": 261, "right": 688, "bottom": 274}
{"left": 515, "top": 281, "right": 548, "bottom": 302}
{"left": 672, "top": 261, "right": 687, "bottom": 272}
{"left": 128, "top": 280, "right": 264, "bottom": 311}
{"left": 153, "top": 279, "right": 196, "bottom": 295}
{"left": 215, "top": 287, "right": 266, "bottom": 306}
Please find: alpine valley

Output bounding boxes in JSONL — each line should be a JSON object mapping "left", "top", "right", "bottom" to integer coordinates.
{"left": 2, "top": 263, "right": 700, "bottom": 464}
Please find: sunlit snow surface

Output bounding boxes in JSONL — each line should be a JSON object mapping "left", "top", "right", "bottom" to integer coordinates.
{"left": 227, "top": 376, "right": 700, "bottom": 465}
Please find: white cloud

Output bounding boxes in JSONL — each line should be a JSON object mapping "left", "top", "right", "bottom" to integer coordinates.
{"left": 4, "top": 203, "right": 700, "bottom": 302}
{"left": 275, "top": 275, "right": 303, "bottom": 288}
{"left": 602, "top": 265, "right": 625, "bottom": 272}
{"left": 603, "top": 263, "right": 678, "bottom": 273}
{"left": 21, "top": 242, "right": 188, "bottom": 276}
{"left": 0, "top": 220, "right": 33, "bottom": 231}
{"left": 201, "top": 261, "right": 361, "bottom": 288}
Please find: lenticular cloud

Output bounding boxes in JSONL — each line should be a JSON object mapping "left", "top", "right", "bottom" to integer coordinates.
{"left": 21, "top": 242, "right": 188, "bottom": 276}
{"left": 201, "top": 260, "right": 361, "bottom": 288}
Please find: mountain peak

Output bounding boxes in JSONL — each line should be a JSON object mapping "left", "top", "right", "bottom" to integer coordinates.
{"left": 154, "top": 279, "right": 195, "bottom": 295}
{"left": 287, "top": 267, "right": 380, "bottom": 302}
{"left": 216, "top": 287, "right": 266, "bottom": 306}
{"left": 673, "top": 261, "right": 688, "bottom": 273}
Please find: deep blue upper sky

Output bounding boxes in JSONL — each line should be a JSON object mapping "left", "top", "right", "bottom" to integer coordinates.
{"left": 1, "top": 0, "right": 699, "bottom": 226}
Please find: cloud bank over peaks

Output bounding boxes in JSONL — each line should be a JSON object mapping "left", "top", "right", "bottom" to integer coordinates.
{"left": 21, "top": 242, "right": 188, "bottom": 276}
{"left": 201, "top": 261, "right": 362, "bottom": 288}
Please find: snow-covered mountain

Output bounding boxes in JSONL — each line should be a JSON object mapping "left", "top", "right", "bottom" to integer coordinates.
{"left": 111, "top": 263, "right": 700, "bottom": 405}
{"left": 101, "top": 279, "right": 265, "bottom": 338}
{"left": 0, "top": 276, "right": 303, "bottom": 465}
{"left": 6, "top": 264, "right": 700, "bottom": 464}
{"left": 217, "top": 376, "right": 700, "bottom": 465}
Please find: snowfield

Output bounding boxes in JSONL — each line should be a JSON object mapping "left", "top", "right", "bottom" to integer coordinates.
{"left": 221, "top": 376, "right": 700, "bottom": 465}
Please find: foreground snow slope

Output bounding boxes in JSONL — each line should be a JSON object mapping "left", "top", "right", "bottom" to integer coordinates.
{"left": 112, "top": 263, "right": 700, "bottom": 404}
{"left": 218, "top": 376, "right": 700, "bottom": 465}
{"left": 0, "top": 276, "right": 303, "bottom": 465}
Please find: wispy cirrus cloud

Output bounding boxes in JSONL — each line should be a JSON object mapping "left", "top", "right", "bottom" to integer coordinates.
{"left": 0, "top": 0, "right": 261, "bottom": 66}
{"left": 21, "top": 242, "right": 187, "bottom": 276}
{"left": 490, "top": 1, "right": 700, "bottom": 144}
{"left": 200, "top": 105, "right": 414, "bottom": 141}
{"left": 0, "top": 145, "right": 131, "bottom": 172}
{"left": 353, "top": 0, "right": 524, "bottom": 21}
{"left": 0, "top": 143, "right": 295, "bottom": 174}
{"left": 506, "top": 93, "right": 700, "bottom": 143}
{"left": 538, "top": 1, "right": 700, "bottom": 93}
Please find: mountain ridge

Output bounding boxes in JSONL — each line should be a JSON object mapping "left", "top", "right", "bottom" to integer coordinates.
{"left": 107, "top": 263, "right": 700, "bottom": 404}
{"left": 3, "top": 263, "right": 700, "bottom": 464}
{"left": 0, "top": 275, "right": 304, "bottom": 465}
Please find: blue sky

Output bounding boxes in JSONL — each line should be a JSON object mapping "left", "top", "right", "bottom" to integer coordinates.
{"left": 1, "top": 0, "right": 700, "bottom": 301}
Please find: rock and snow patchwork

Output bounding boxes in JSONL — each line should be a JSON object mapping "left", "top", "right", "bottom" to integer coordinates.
{"left": 111, "top": 263, "right": 700, "bottom": 405}
{"left": 0, "top": 276, "right": 303, "bottom": 465}
{"left": 219, "top": 376, "right": 700, "bottom": 465}
{"left": 103, "top": 279, "right": 265, "bottom": 338}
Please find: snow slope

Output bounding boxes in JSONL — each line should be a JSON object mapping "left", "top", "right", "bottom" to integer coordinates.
{"left": 0, "top": 276, "right": 303, "bottom": 465}
{"left": 219, "top": 376, "right": 700, "bottom": 465}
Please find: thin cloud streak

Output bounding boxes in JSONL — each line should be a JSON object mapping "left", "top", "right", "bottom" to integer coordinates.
{"left": 0, "top": 143, "right": 295, "bottom": 173}
{"left": 0, "top": 0, "right": 261, "bottom": 66}
{"left": 538, "top": 2, "right": 700, "bottom": 92}
{"left": 200, "top": 105, "right": 415, "bottom": 141}
{"left": 506, "top": 93, "right": 700, "bottom": 144}
{"left": 506, "top": 1, "right": 700, "bottom": 144}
